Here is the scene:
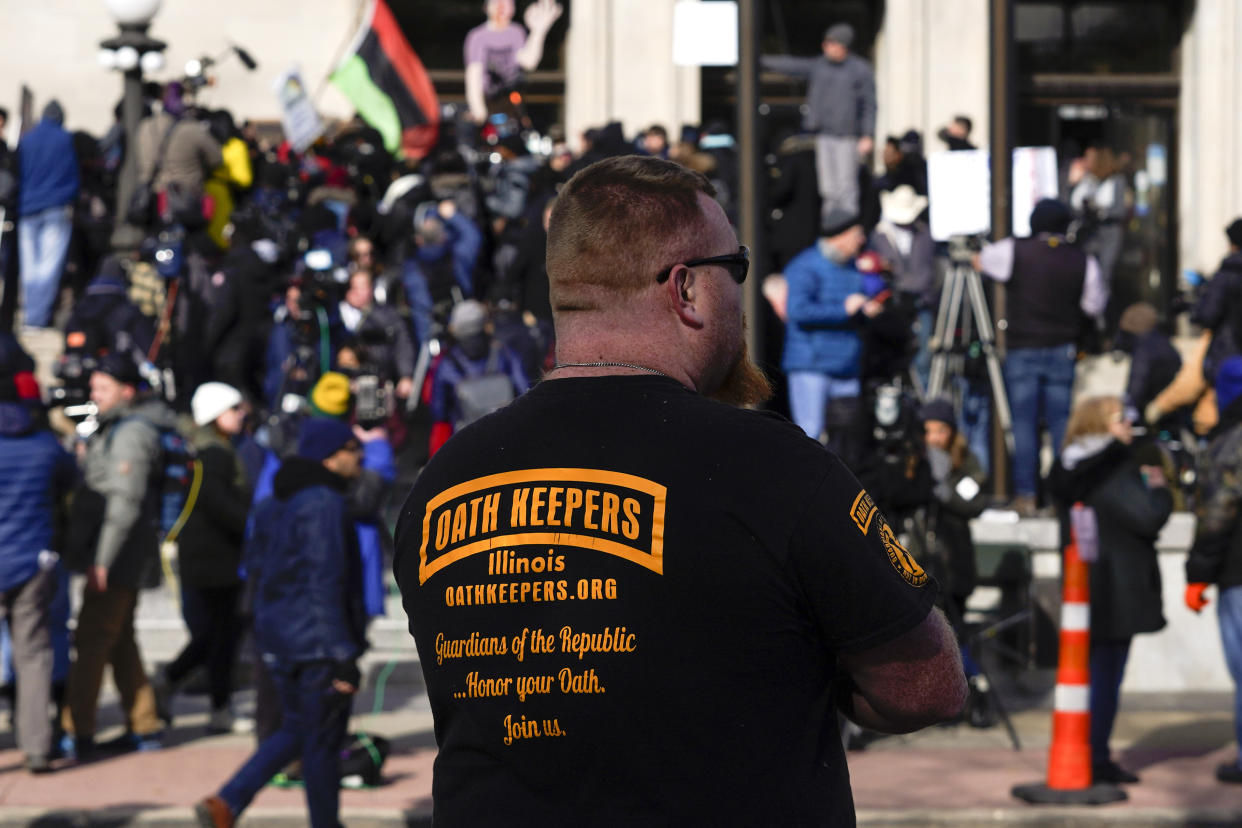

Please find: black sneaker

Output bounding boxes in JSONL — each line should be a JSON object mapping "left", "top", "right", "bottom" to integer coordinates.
{"left": 1093, "top": 760, "right": 1140, "bottom": 784}
{"left": 24, "top": 755, "right": 52, "bottom": 774}
{"left": 966, "top": 677, "right": 996, "bottom": 729}
{"left": 1216, "top": 762, "right": 1242, "bottom": 784}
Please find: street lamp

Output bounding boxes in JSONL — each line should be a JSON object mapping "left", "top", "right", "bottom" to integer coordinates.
{"left": 99, "top": 0, "right": 166, "bottom": 251}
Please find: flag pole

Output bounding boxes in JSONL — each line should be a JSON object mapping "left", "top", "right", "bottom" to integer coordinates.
{"left": 314, "top": 0, "right": 374, "bottom": 104}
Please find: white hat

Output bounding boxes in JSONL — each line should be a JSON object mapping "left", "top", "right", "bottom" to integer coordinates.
{"left": 191, "top": 382, "right": 243, "bottom": 427}
{"left": 880, "top": 185, "right": 929, "bottom": 226}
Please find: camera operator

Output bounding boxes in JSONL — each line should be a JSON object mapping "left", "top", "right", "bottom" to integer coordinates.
{"left": 338, "top": 269, "right": 415, "bottom": 402}
{"left": 54, "top": 257, "right": 155, "bottom": 408}
{"left": 400, "top": 200, "right": 482, "bottom": 350}
{"left": 262, "top": 253, "right": 345, "bottom": 411}
{"left": 853, "top": 385, "right": 934, "bottom": 525}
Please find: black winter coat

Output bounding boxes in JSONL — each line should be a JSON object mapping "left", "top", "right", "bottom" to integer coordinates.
{"left": 1053, "top": 439, "right": 1173, "bottom": 642}
{"left": 1187, "top": 398, "right": 1242, "bottom": 590}
{"left": 178, "top": 425, "right": 249, "bottom": 588}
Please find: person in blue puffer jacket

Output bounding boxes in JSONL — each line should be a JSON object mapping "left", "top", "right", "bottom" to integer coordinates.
{"left": 0, "top": 334, "right": 76, "bottom": 772}
{"left": 782, "top": 208, "right": 884, "bottom": 456}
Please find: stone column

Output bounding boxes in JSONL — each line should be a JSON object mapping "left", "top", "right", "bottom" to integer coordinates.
{"left": 1179, "top": 0, "right": 1242, "bottom": 276}
{"left": 565, "top": 0, "right": 700, "bottom": 151}
{"left": 873, "top": 0, "right": 990, "bottom": 164}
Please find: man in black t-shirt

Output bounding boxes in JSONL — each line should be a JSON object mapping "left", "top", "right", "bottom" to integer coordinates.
{"left": 394, "top": 155, "right": 966, "bottom": 827}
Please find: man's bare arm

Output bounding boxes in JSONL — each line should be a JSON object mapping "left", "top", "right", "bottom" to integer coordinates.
{"left": 836, "top": 607, "right": 967, "bottom": 733}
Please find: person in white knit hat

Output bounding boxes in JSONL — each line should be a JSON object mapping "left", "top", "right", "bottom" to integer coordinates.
{"left": 154, "top": 382, "right": 250, "bottom": 735}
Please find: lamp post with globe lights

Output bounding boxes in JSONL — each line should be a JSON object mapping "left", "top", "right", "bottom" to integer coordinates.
{"left": 98, "top": 0, "right": 166, "bottom": 251}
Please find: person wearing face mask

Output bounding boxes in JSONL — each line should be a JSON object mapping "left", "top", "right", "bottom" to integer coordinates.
{"left": 1052, "top": 395, "right": 1173, "bottom": 785}
{"left": 920, "top": 397, "right": 992, "bottom": 726}
{"left": 427, "top": 299, "right": 530, "bottom": 455}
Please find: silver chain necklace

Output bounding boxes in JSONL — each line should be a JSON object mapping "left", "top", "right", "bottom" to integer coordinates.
{"left": 552, "top": 361, "right": 673, "bottom": 380}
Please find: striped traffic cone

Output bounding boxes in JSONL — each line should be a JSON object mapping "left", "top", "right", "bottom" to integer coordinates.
{"left": 1012, "top": 511, "right": 1126, "bottom": 805}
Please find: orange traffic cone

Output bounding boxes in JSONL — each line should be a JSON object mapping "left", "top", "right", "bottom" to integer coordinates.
{"left": 1013, "top": 507, "right": 1126, "bottom": 805}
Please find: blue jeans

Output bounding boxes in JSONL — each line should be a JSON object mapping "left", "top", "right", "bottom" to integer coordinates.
{"left": 17, "top": 204, "right": 72, "bottom": 328}
{"left": 1003, "top": 344, "right": 1077, "bottom": 497}
{"left": 1089, "top": 638, "right": 1131, "bottom": 764}
{"left": 218, "top": 660, "right": 351, "bottom": 828}
{"left": 787, "top": 371, "right": 860, "bottom": 443}
{"left": 957, "top": 377, "right": 992, "bottom": 478}
{"left": 1218, "top": 585, "right": 1242, "bottom": 760}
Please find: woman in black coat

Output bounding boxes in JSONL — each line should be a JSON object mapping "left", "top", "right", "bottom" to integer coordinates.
{"left": 1052, "top": 395, "right": 1173, "bottom": 785}
{"left": 155, "top": 383, "right": 251, "bottom": 734}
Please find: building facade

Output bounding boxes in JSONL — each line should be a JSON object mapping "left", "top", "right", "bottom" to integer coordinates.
{"left": 2, "top": 1, "right": 1237, "bottom": 300}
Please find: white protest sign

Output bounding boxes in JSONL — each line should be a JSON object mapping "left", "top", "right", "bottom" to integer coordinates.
{"left": 673, "top": 1, "right": 739, "bottom": 66}
{"left": 1012, "top": 146, "right": 1059, "bottom": 237}
{"left": 927, "top": 149, "right": 991, "bottom": 241}
{"left": 273, "top": 66, "right": 325, "bottom": 153}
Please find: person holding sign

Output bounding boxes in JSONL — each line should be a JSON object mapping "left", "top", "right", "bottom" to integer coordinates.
{"left": 395, "top": 156, "right": 965, "bottom": 825}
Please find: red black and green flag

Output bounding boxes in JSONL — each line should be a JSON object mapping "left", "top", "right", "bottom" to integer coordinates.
{"left": 331, "top": 0, "right": 440, "bottom": 160}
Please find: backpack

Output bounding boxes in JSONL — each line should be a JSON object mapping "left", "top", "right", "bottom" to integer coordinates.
{"left": 63, "top": 414, "right": 199, "bottom": 574}
{"left": 451, "top": 343, "right": 515, "bottom": 429}
{"left": 110, "top": 414, "right": 201, "bottom": 543}
{"left": 338, "top": 732, "right": 391, "bottom": 788}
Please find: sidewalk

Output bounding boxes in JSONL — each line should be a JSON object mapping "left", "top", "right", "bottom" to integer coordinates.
{"left": 1, "top": 686, "right": 1238, "bottom": 826}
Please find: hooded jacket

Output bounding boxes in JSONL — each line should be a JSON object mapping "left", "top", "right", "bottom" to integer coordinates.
{"left": 245, "top": 457, "right": 366, "bottom": 665}
{"left": 16, "top": 114, "right": 79, "bottom": 217}
{"left": 1052, "top": 436, "right": 1172, "bottom": 641}
{"left": 0, "top": 402, "right": 76, "bottom": 591}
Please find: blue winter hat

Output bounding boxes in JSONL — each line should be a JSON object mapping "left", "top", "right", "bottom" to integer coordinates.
{"left": 296, "top": 417, "right": 357, "bottom": 462}
{"left": 919, "top": 397, "right": 956, "bottom": 426}
{"left": 1216, "top": 356, "right": 1242, "bottom": 413}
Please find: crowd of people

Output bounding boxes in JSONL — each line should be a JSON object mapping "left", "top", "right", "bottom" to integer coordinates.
{"left": 2, "top": 9, "right": 1242, "bottom": 825}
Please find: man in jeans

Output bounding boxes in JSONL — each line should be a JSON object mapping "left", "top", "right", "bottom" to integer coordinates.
{"left": 15, "top": 101, "right": 79, "bottom": 329}
{"left": 762, "top": 23, "right": 876, "bottom": 221}
{"left": 196, "top": 418, "right": 367, "bottom": 828}
{"left": 1186, "top": 356, "right": 1242, "bottom": 785}
{"left": 976, "top": 199, "right": 1107, "bottom": 514}
{"left": 782, "top": 210, "right": 882, "bottom": 459}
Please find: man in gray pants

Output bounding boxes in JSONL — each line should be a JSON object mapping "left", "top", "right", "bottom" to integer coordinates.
{"left": 0, "top": 337, "right": 76, "bottom": 772}
{"left": 763, "top": 23, "right": 876, "bottom": 222}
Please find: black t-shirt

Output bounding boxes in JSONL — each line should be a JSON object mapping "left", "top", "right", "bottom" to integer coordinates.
{"left": 394, "top": 376, "right": 938, "bottom": 827}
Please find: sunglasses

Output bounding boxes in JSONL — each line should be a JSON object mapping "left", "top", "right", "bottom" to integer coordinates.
{"left": 657, "top": 245, "right": 750, "bottom": 285}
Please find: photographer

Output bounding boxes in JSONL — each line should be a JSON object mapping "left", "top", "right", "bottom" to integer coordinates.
{"left": 338, "top": 269, "right": 415, "bottom": 402}
{"left": 55, "top": 258, "right": 155, "bottom": 407}
{"left": 262, "top": 256, "right": 344, "bottom": 411}
{"left": 400, "top": 200, "right": 482, "bottom": 350}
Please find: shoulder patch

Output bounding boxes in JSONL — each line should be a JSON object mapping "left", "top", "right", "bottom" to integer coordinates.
{"left": 850, "top": 490, "right": 878, "bottom": 536}
{"left": 879, "top": 517, "right": 927, "bottom": 587}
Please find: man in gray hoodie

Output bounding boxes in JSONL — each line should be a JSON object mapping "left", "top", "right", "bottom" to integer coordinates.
{"left": 762, "top": 23, "right": 876, "bottom": 223}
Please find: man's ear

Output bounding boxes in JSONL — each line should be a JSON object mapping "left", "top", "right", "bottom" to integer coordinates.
{"left": 667, "top": 265, "right": 706, "bottom": 329}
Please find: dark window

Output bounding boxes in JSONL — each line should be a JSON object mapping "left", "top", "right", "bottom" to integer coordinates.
{"left": 1015, "top": 1, "right": 1187, "bottom": 74}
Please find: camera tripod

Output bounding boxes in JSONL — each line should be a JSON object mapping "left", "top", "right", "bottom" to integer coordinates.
{"left": 926, "top": 240, "right": 1014, "bottom": 456}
